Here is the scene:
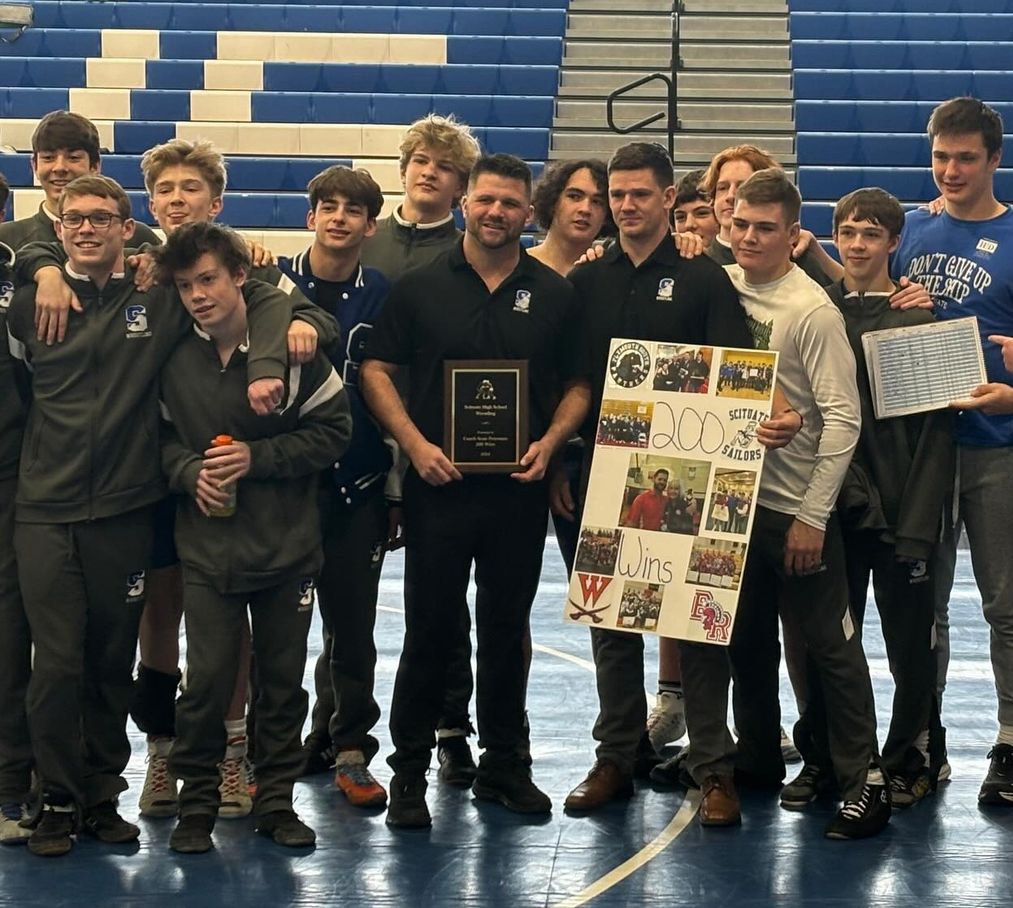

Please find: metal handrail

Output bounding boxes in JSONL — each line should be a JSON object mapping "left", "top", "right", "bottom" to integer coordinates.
{"left": 604, "top": 1, "right": 681, "bottom": 159}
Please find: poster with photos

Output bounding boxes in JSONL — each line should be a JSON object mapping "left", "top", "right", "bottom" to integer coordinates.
{"left": 564, "top": 339, "right": 778, "bottom": 646}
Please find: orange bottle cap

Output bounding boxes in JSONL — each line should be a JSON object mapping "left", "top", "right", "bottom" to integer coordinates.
{"left": 212, "top": 434, "right": 234, "bottom": 446}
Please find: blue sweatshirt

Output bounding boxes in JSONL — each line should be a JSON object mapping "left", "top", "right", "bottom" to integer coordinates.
{"left": 893, "top": 206, "right": 1013, "bottom": 447}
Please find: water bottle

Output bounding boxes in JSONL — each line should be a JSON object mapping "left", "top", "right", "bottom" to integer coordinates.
{"left": 209, "top": 434, "right": 238, "bottom": 517}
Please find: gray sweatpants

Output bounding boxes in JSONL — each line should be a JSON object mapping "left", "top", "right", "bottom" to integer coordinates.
{"left": 959, "top": 445, "right": 1013, "bottom": 728}
{"left": 171, "top": 568, "right": 313, "bottom": 817}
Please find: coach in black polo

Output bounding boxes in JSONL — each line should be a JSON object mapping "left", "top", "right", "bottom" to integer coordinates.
{"left": 362, "top": 153, "right": 590, "bottom": 829}
{"left": 561, "top": 142, "right": 798, "bottom": 826}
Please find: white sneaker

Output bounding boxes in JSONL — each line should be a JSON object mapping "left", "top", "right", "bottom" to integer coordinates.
{"left": 780, "top": 726, "right": 802, "bottom": 764}
{"left": 647, "top": 690, "right": 687, "bottom": 749}
{"left": 218, "top": 755, "right": 253, "bottom": 818}
{"left": 139, "top": 739, "right": 179, "bottom": 818}
{"left": 0, "top": 802, "right": 30, "bottom": 845}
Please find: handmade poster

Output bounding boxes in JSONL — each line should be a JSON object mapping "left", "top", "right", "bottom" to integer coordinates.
{"left": 564, "top": 339, "right": 778, "bottom": 646}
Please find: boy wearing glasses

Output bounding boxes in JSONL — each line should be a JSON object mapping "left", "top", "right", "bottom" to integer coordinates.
{"left": 4, "top": 175, "right": 298, "bottom": 857}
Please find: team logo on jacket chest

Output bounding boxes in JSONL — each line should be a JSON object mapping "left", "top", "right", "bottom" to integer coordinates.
{"left": 124, "top": 304, "right": 151, "bottom": 339}
{"left": 513, "top": 290, "right": 531, "bottom": 313}
{"left": 656, "top": 278, "right": 674, "bottom": 301}
{"left": 0, "top": 279, "right": 13, "bottom": 312}
{"left": 609, "top": 342, "right": 651, "bottom": 389}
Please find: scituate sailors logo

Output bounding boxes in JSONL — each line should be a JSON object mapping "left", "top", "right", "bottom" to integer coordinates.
{"left": 124, "top": 304, "right": 151, "bottom": 338}
{"left": 609, "top": 341, "right": 651, "bottom": 389}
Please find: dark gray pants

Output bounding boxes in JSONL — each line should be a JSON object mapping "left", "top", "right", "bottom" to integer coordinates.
{"left": 308, "top": 492, "right": 387, "bottom": 763}
{"left": 171, "top": 568, "right": 313, "bottom": 817}
{"left": 15, "top": 508, "right": 153, "bottom": 808}
{"left": 0, "top": 477, "right": 32, "bottom": 802}
{"left": 589, "top": 627, "right": 649, "bottom": 775}
{"left": 682, "top": 507, "right": 877, "bottom": 801}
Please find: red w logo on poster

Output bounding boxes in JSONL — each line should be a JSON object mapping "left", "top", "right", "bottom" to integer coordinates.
{"left": 568, "top": 573, "right": 613, "bottom": 623}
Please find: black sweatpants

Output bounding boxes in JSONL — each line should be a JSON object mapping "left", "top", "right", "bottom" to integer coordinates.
{"left": 308, "top": 491, "right": 387, "bottom": 763}
{"left": 682, "top": 507, "right": 878, "bottom": 801}
{"left": 15, "top": 507, "right": 153, "bottom": 808}
{"left": 388, "top": 472, "right": 546, "bottom": 779}
{"left": 836, "top": 529, "right": 942, "bottom": 775}
{"left": 170, "top": 568, "right": 314, "bottom": 817}
{"left": 0, "top": 477, "right": 32, "bottom": 802}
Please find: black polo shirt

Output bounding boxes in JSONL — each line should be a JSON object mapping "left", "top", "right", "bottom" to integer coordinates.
{"left": 571, "top": 234, "right": 753, "bottom": 422}
{"left": 365, "top": 238, "right": 577, "bottom": 447}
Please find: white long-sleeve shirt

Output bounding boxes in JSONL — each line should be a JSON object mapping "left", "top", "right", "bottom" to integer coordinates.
{"left": 725, "top": 263, "right": 860, "bottom": 530}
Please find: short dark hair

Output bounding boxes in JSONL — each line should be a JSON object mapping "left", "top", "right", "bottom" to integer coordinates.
{"left": 59, "top": 174, "right": 131, "bottom": 218}
{"left": 674, "top": 169, "right": 709, "bottom": 207}
{"left": 531, "top": 158, "right": 613, "bottom": 234}
{"left": 469, "top": 153, "right": 532, "bottom": 195}
{"left": 927, "top": 96, "right": 1004, "bottom": 159}
{"left": 607, "top": 142, "right": 674, "bottom": 192}
{"left": 0, "top": 172, "right": 9, "bottom": 212}
{"left": 153, "top": 221, "right": 251, "bottom": 285}
{"left": 735, "top": 169, "right": 801, "bottom": 225}
{"left": 832, "top": 187, "right": 905, "bottom": 238}
{"left": 653, "top": 468, "right": 669, "bottom": 479}
{"left": 32, "top": 111, "right": 102, "bottom": 167}
{"left": 307, "top": 165, "right": 384, "bottom": 220}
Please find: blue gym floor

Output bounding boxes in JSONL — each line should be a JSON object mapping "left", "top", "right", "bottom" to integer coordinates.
{"left": 1, "top": 538, "right": 1010, "bottom": 907}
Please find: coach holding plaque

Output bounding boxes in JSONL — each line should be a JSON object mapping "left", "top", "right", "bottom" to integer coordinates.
{"left": 361, "top": 154, "right": 590, "bottom": 828}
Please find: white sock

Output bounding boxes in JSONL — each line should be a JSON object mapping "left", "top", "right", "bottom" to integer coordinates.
{"left": 866, "top": 767, "right": 885, "bottom": 786}
{"left": 914, "top": 729, "right": 930, "bottom": 765}
{"left": 148, "top": 737, "right": 174, "bottom": 758}
{"left": 996, "top": 725, "right": 1013, "bottom": 747}
{"left": 224, "top": 719, "right": 247, "bottom": 761}
{"left": 437, "top": 728, "right": 467, "bottom": 740}
{"left": 336, "top": 749, "right": 365, "bottom": 766}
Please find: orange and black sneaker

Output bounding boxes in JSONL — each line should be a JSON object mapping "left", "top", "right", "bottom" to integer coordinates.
{"left": 335, "top": 752, "right": 387, "bottom": 808}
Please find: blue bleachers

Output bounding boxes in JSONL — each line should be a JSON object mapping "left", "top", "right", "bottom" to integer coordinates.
{"left": 794, "top": 69, "right": 1013, "bottom": 101}
{"left": 796, "top": 100, "right": 1013, "bottom": 132}
{"left": 797, "top": 132, "right": 1013, "bottom": 167}
{"left": 799, "top": 166, "right": 1013, "bottom": 202}
{"left": 790, "top": 12, "right": 1013, "bottom": 40}
{"left": 0, "top": 57, "right": 561, "bottom": 96}
{"left": 791, "top": 0, "right": 1013, "bottom": 11}
{"left": 792, "top": 40, "right": 1012, "bottom": 69}
{"left": 114, "top": 0, "right": 571, "bottom": 6}
{"left": 107, "top": 120, "right": 550, "bottom": 159}
{"left": 29, "top": 3, "right": 566, "bottom": 37}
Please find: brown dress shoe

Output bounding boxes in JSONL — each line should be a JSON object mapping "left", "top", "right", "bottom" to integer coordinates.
{"left": 699, "top": 774, "right": 742, "bottom": 826}
{"left": 564, "top": 759, "right": 635, "bottom": 812}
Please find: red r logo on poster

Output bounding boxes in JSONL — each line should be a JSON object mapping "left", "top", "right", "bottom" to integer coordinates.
{"left": 690, "top": 589, "right": 732, "bottom": 643}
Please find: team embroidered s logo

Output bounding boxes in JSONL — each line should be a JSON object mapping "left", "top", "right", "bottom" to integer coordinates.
{"left": 0, "top": 279, "right": 13, "bottom": 312}
{"left": 298, "top": 579, "right": 315, "bottom": 611}
{"left": 125, "top": 304, "right": 151, "bottom": 338}
{"left": 513, "top": 290, "right": 531, "bottom": 313}
{"left": 126, "top": 571, "right": 146, "bottom": 603}
{"left": 656, "top": 278, "right": 674, "bottom": 301}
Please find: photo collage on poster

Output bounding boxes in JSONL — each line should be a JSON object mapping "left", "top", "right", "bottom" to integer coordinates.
{"left": 565, "top": 339, "right": 778, "bottom": 645}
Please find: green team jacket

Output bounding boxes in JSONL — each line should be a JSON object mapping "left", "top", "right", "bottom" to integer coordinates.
{"left": 6, "top": 266, "right": 298, "bottom": 523}
{"left": 160, "top": 330, "right": 352, "bottom": 593}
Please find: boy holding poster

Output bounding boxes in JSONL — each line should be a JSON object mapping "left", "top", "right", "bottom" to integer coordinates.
{"left": 683, "top": 169, "right": 883, "bottom": 839}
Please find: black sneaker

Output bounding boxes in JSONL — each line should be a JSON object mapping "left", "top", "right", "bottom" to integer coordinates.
{"left": 255, "top": 810, "right": 316, "bottom": 847}
{"left": 978, "top": 743, "right": 1013, "bottom": 806}
{"left": 81, "top": 801, "right": 140, "bottom": 844}
{"left": 437, "top": 737, "right": 477, "bottom": 788}
{"left": 825, "top": 780, "right": 891, "bottom": 840}
{"left": 386, "top": 775, "right": 431, "bottom": 829}
{"left": 649, "top": 749, "right": 696, "bottom": 790}
{"left": 27, "top": 806, "right": 75, "bottom": 858}
{"left": 299, "top": 737, "right": 336, "bottom": 777}
{"left": 780, "top": 764, "right": 834, "bottom": 811}
{"left": 890, "top": 770, "right": 933, "bottom": 808}
{"left": 169, "top": 814, "right": 215, "bottom": 854}
{"left": 472, "top": 771, "right": 551, "bottom": 815}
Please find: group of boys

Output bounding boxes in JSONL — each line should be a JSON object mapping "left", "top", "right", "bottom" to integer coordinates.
{"left": 1, "top": 92, "right": 1012, "bottom": 859}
